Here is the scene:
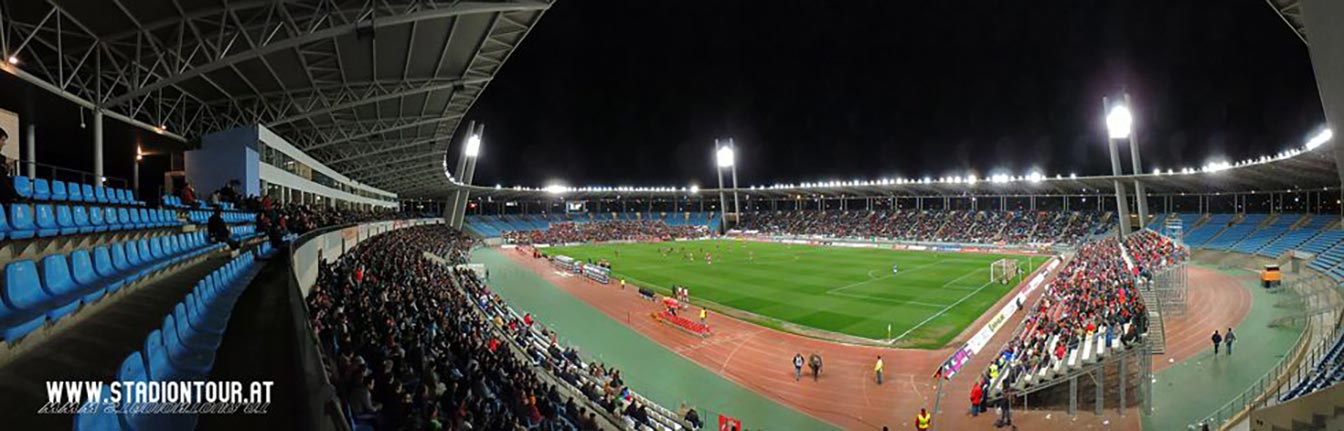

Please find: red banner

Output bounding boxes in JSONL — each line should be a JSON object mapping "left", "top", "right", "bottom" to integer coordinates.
{"left": 718, "top": 414, "right": 742, "bottom": 431}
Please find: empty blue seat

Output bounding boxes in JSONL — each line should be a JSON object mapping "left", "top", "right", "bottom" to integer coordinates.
{"left": 72, "top": 206, "right": 93, "bottom": 234}
{"left": 32, "top": 178, "right": 51, "bottom": 201}
{"left": 66, "top": 182, "right": 83, "bottom": 202}
{"left": 9, "top": 204, "right": 35, "bottom": 239}
{"left": 0, "top": 204, "right": 7, "bottom": 240}
{"left": 139, "top": 208, "right": 151, "bottom": 227}
{"left": 93, "top": 185, "right": 109, "bottom": 204}
{"left": 35, "top": 204, "right": 59, "bottom": 237}
{"left": 127, "top": 209, "right": 142, "bottom": 229}
{"left": 88, "top": 205, "right": 106, "bottom": 232}
{"left": 81, "top": 184, "right": 95, "bottom": 203}
{"left": 56, "top": 205, "right": 79, "bottom": 235}
{"left": 105, "top": 207, "right": 121, "bottom": 230}
{"left": 13, "top": 176, "right": 33, "bottom": 200}
{"left": 39, "top": 254, "right": 82, "bottom": 320}
{"left": 117, "top": 208, "right": 131, "bottom": 230}
{"left": 111, "top": 242, "right": 138, "bottom": 275}
{"left": 162, "top": 314, "right": 214, "bottom": 373}
{"left": 50, "top": 180, "right": 68, "bottom": 201}
{"left": 92, "top": 246, "right": 126, "bottom": 293}
{"left": 69, "top": 250, "right": 106, "bottom": 303}
{"left": 0, "top": 260, "right": 49, "bottom": 340}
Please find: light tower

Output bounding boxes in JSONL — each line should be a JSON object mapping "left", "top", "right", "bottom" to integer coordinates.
{"left": 714, "top": 139, "right": 739, "bottom": 233}
{"left": 1105, "top": 97, "right": 1134, "bottom": 237}
{"left": 447, "top": 122, "right": 483, "bottom": 228}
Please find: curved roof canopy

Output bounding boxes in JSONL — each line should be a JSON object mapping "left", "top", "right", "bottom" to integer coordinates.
{"left": 0, "top": 0, "right": 552, "bottom": 197}
{"left": 460, "top": 139, "right": 1340, "bottom": 201}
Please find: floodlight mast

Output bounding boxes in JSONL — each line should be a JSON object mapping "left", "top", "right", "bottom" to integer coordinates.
{"left": 1105, "top": 97, "right": 1132, "bottom": 237}
{"left": 448, "top": 122, "right": 483, "bottom": 228}
{"left": 1124, "top": 93, "right": 1150, "bottom": 230}
{"left": 715, "top": 140, "right": 730, "bottom": 233}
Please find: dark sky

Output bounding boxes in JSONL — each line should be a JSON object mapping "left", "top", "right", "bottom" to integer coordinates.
{"left": 468, "top": 0, "right": 1324, "bottom": 189}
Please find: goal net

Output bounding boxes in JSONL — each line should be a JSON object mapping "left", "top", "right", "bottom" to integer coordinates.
{"left": 990, "top": 258, "right": 1021, "bottom": 284}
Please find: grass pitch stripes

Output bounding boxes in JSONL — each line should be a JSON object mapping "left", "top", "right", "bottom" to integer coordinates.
{"left": 547, "top": 239, "right": 1041, "bottom": 348}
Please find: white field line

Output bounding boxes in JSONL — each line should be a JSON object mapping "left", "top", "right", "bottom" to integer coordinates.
{"left": 892, "top": 278, "right": 998, "bottom": 342}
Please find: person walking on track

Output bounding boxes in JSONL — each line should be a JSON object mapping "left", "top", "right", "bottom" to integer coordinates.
{"left": 875, "top": 355, "right": 885, "bottom": 385}
{"left": 1225, "top": 328, "right": 1236, "bottom": 355}
{"left": 793, "top": 353, "right": 805, "bottom": 381}
{"left": 809, "top": 353, "right": 823, "bottom": 381}
{"left": 1211, "top": 330, "right": 1223, "bottom": 355}
{"left": 915, "top": 408, "right": 932, "bottom": 430}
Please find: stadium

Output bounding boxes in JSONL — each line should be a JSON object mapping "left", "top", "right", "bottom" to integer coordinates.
{"left": 1, "top": 1, "right": 1344, "bottom": 431}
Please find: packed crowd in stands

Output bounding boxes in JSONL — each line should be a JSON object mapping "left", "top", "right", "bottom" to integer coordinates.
{"left": 502, "top": 220, "right": 708, "bottom": 245}
{"left": 1124, "top": 229, "right": 1187, "bottom": 280}
{"left": 736, "top": 210, "right": 1109, "bottom": 245}
{"left": 310, "top": 225, "right": 691, "bottom": 431}
{"left": 971, "top": 229, "right": 1184, "bottom": 409}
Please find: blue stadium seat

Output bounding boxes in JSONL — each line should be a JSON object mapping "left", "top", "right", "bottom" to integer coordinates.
{"left": 0, "top": 204, "right": 7, "bottom": 240}
{"left": 92, "top": 246, "right": 126, "bottom": 293}
{"left": 72, "top": 206, "right": 93, "bottom": 234}
{"left": 110, "top": 242, "right": 138, "bottom": 276}
{"left": 39, "top": 254, "right": 83, "bottom": 320}
{"left": 138, "top": 208, "right": 152, "bottom": 228}
{"left": 56, "top": 205, "right": 79, "bottom": 235}
{"left": 88, "top": 205, "right": 106, "bottom": 232}
{"left": 162, "top": 313, "right": 215, "bottom": 373}
{"left": 35, "top": 204, "right": 59, "bottom": 237}
{"left": 81, "top": 184, "right": 95, "bottom": 203}
{"left": 93, "top": 185, "right": 109, "bottom": 204}
{"left": 9, "top": 204, "right": 35, "bottom": 239}
{"left": 32, "top": 178, "right": 51, "bottom": 201}
{"left": 127, "top": 208, "right": 142, "bottom": 229}
{"left": 0, "top": 260, "right": 49, "bottom": 340}
{"left": 66, "top": 182, "right": 84, "bottom": 202}
{"left": 105, "top": 207, "right": 121, "bottom": 231}
{"left": 69, "top": 250, "right": 106, "bottom": 303}
{"left": 116, "top": 208, "right": 131, "bottom": 230}
{"left": 13, "top": 176, "right": 33, "bottom": 200}
{"left": 50, "top": 180, "right": 68, "bottom": 202}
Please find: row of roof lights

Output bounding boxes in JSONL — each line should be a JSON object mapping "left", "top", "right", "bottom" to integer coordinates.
{"left": 478, "top": 128, "right": 1331, "bottom": 195}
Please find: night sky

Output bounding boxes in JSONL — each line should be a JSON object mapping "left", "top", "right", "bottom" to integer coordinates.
{"left": 468, "top": 0, "right": 1324, "bottom": 189}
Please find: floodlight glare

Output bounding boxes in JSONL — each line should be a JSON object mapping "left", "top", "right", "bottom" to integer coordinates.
{"left": 716, "top": 146, "right": 735, "bottom": 168}
{"left": 543, "top": 184, "right": 568, "bottom": 194}
{"left": 464, "top": 134, "right": 482, "bottom": 158}
{"left": 1106, "top": 105, "right": 1133, "bottom": 139}
{"left": 6, "top": 55, "right": 17, "bottom": 64}
{"left": 1306, "top": 128, "right": 1333, "bottom": 150}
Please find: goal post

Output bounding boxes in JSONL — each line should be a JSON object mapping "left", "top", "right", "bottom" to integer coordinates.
{"left": 990, "top": 258, "right": 1021, "bottom": 284}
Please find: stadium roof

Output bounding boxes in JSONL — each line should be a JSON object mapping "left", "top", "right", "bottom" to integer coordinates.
{"left": 1267, "top": 0, "right": 1308, "bottom": 45}
{"left": 0, "top": 0, "right": 551, "bottom": 197}
{"left": 459, "top": 135, "right": 1339, "bottom": 200}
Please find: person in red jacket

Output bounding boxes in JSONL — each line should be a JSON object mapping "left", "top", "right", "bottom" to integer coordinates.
{"left": 970, "top": 382, "right": 983, "bottom": 417}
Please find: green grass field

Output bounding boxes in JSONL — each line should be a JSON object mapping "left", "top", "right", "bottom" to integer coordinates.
{"left": 547, "top": 239, "right": 1044, "bottom": 348}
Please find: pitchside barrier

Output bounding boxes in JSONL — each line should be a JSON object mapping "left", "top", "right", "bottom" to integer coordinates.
{"left": 937, "top": 257, "right": 1061, "bottom": 378}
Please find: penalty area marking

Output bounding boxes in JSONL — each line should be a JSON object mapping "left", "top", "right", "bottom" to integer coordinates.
{"left": 891, "top": 278, "right": 997, "bottom": 342}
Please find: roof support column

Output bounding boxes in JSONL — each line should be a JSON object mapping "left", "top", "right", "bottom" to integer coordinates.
{"left": 456, "top": 126, "right": 481, "bottom": 229}
{"left": 1106, "top": 96, "right": 1132, "bottom": 237}
{"left": 24, "top": 122, "right": 35, "bottom": 178}
{"left": 93, "top": 110, "right": 104, "bottom": 186}
{"left": 1302, "top": 0, "right": 1344, "bottom": 197}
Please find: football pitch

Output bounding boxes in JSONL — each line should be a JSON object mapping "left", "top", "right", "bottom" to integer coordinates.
{"left": 547, "top": 239, "right": 1045, "bottom": 348}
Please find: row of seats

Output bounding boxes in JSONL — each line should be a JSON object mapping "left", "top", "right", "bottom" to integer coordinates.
{"left": 0, "top": 204, "right": 184, "bottom": 240}
{"left": 1281, "top": 330, "right": 1344, "bottom": 401}
{"left": 74, "top": 251, "right": 258, "bottom": 431}
{"left": 186, "top": 209, "right": 253, "bottom": 224}
{"left": 14, "top": 177, "right": 139, "bottom": 206}
{"left": 162, "top": 195, "right": 241, "bottom": 211}
{"left": 0, "top": 232, "right": 222, "bottom": 341}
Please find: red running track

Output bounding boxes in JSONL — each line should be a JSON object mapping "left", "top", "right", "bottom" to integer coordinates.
{"left": 504, "top": 251, "right": 1250, "bottom": 430}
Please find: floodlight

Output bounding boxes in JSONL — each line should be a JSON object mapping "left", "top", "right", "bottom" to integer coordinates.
{"left": 1027, "top": 171, "right": 1043, "bottom": 183}
{"left": 464, "top": 134, "right": 482, "bottom": 158}
{"left": 6, "top": 55, "right": 17, "bottom": 64}
{"left": 1306, "top": 128, "right": 1333, "bottom": 150}
{"left": 1106, "top": 105, "right": 1133, "bottom": 139}
{"left": 543, "top": 184, "right": 567, "bottom": 194}
{"left": 716, "top": 146, "right": 735, "bottom": 168}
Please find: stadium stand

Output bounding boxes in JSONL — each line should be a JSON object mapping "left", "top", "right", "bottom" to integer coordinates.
{"left": 501, "top": 220, "right": 709, "bottom": 245}
{"left": 977, "top": 229, "right": 1182, "bottom": 401}
{"left": 1257, "top": 215, "right": 1335, "bottom": 257}
{"left": 1205, "top": 213, "right": 1269, "bottom": 251}
{"left": 727, "top": 209, "right": 1108, "bottom": 246}
{"left": 74, "top": 248, "right": 265, "bottom": 431}
{"left": 309, "top": 225, "right": 691, "bottom": 431}
{"left": 1183, "top": 213, "right": 1233, "bottom": 247}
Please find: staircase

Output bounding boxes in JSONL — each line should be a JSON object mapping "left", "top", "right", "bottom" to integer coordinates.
{"left": 1138, "top": 287, "right": 1167, "bottom": 355}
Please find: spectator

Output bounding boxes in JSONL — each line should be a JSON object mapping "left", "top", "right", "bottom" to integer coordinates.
{"left": 207, "top": 207, "right": 240, "bottom": 250}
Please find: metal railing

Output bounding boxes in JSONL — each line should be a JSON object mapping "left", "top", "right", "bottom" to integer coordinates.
{"left": 1189, "top": 295, "right": 1318, "bottom": 429}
